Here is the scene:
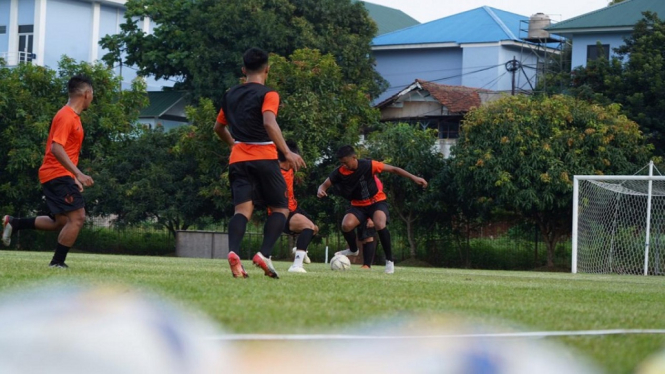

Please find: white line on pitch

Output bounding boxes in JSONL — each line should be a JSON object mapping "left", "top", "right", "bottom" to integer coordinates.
{"left": 205, "top": 329, "right": 665, "bottom": 341}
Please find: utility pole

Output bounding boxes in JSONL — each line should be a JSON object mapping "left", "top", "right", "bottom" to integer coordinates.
{"left": 505, "top": 57, "right": 521, "bottom": 96}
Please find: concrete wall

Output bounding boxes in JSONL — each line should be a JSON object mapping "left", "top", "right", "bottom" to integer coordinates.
{"left": 175, "top": 231, "right": 229, "bottom": 259}
{"left": 373, "top": 47, "right": 463, "bottom": 104}
{"left": 571, "top": 32, "right": 628, "bottom": 69}
{"left": 0, "top": 0, "right": 10, "bottom": 54}
{"left": 460, "top": 44, "right": 503, "bottom": 90}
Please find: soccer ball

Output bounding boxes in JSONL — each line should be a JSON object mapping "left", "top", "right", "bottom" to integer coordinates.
{"left": 330, "top": 254, "right": 351, "bottom": 271}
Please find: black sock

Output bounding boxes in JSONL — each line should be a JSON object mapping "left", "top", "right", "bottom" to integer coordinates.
{"left": 10, "top": 217, "right": 36, "bottom": 231}
{"left": 377, "top": 228, "right": 393, "bottom": 262}
{"left": 260, "top": 213, "right": 287, "bottom": 257}
{"left": 295, "top": 229, "right": 314, "bottom": 251}
{"left": 228, "top": 214, "right": 248, "bottom": 255}
{"left": 51, "top": 243, "right": 70, "bottom": 264}
{"left": 362, "top": 240, "right": 377, "bottom": 267}
{"left": 342, "top": 229, "right": 358, "bottom": 252}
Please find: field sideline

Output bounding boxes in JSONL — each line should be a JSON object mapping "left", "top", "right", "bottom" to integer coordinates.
{"left": 1, "top": 250, "right": 664, "bottom": 373}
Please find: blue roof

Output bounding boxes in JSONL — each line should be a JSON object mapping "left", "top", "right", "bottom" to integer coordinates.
{"left": 372, "top": 6, "right": 529, "bottom": 46}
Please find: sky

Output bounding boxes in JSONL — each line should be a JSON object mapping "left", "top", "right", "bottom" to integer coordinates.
{"left": 364, "top": 0, "right": 612, "bottom": 24}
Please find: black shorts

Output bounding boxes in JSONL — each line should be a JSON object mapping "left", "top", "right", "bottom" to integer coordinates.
{"left": 42, "top": 176, "right": 85, "bottom": 215}
{"left": 229, "top": 160, "right": 288, "bottom": 209}
{"left": 347, "top": 201, "right": 389, "bottom": 231}
{"left": 357, "top": 219, "right": 376, "bottom": 241}
{"left": 284, "top": 207, "right": 312, "bottom": 235}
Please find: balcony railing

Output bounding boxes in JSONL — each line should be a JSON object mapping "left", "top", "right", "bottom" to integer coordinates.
{"left": 0, "top": 51, "right": 37, "bottom": 66}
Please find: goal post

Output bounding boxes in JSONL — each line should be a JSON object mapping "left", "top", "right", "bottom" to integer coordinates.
{"left": 572, "top": 170, "right": 665, "bottom": 276}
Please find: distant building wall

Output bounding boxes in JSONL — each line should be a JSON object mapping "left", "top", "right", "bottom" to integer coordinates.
{"left": 44, "top": 0, "right": 92, "bottom": 68}
{"left": 0, "top": 1, "right": 10, "bottom": 54}
{"left": 373, "top": 47, "right": 463, "bottom": 104}
{"left": 460, "top": 45, "right": 503, "bottom": 90}
{"left": 571, "top": 32, "right": 628, "bottom": 69}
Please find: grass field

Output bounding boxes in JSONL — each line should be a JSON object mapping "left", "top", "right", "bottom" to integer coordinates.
{"left": 1, "top": 250, "right": 664, "bottom": 373}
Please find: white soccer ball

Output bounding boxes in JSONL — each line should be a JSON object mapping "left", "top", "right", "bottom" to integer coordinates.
{"left": 330, "top": 254, "right": 351, "bottom": 271}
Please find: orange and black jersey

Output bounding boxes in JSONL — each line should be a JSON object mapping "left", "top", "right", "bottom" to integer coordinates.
{"left": 282, "top": 168, "right": 298, "bottom": 212}
{"left": 217, "top": 82, "right": 280, "bottom": 164}
{"left": 329, "top": 159, "right": 387, "bottom": 207}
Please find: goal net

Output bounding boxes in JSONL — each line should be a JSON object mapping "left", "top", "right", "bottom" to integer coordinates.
{"left": 573, "top": 174, "right": 665, "bottom": 275}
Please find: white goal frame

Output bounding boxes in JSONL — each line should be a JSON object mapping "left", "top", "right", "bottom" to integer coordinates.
{"left": 572, "top": 165, "right": 665, "bottom": 275}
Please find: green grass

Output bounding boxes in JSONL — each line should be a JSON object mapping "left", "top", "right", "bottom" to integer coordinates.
{"left": 1, "top": 250, "right": 664, "bottom": 373}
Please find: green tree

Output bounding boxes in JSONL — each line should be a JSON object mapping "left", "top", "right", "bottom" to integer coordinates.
{"left": 0, "top": 58, "right": 146, "bottom": 217}
{"left": 451, "top": 94, "right": 653, "bottom": 267}
{"left": 611, "top": 12, "right": 665, "bottom": 147}
{"left": 366, "top": 122, "right": 445, "bottom": 258}
{"left": 100, "top": 0, "right": 386, "bottom": 104}
{"left": 87, "top": 125, "right": 214, "bottom": 236}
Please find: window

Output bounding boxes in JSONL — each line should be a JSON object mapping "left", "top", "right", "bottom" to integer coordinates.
{"left": 587, "top": 44, "right": 610, "bottom": 61}
{"left": 0, "top": 26, "right": 6, "bottom": 34}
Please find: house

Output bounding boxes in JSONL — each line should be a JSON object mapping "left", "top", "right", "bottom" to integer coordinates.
{"left": 137, "top": 91, "right": 189, "bottom": 131}
{"left": 0, "top": 0, "right": 169, "bottom": 90}
{"left": 371, "top": 6, "right": 562, "bottom": 104}
{"left": 376, "top": 79, "right": 500, "bottom": 157}
{"left": 546, "top": 0, "right": 665, "bottom": 69}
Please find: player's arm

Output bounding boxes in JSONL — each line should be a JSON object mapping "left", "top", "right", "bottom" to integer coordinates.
{"left": 213, "top": 108, "right": 235, "bottom": 147}
{"left": 263, "top": 111, "right": 306, "bottom": 171}
{"left": 317, "top": 177, "right": 333, "bottom": 198}
{"left": 382, "top": 164, "right": 428, "bottom": 188}
{"left": 213, "top": 121, "right": 235, "bottom": 147}
{"left": 51, "top": 142, "right": 94, "bottom": 189}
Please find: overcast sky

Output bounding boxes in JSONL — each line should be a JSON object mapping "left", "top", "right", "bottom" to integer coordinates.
{"left": 364, "top": 0, "right": 612, "bottom": 24}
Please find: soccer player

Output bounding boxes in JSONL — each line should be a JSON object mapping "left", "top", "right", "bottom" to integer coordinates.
{"left": 214, "top": 47, "right": 305, "bottom": 279}
{"left": 317, "top": 145, "right": 427, "bottom": 274}
{"left": 276, "top": 141, "right": 318, "bottom": 273}
{"left": 2, "top": 75, "right": 95, "bottom": 268}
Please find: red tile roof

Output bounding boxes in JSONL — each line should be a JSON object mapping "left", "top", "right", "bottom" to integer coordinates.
{"left": 415, "top": 79, "right": 484, "bottom": 113}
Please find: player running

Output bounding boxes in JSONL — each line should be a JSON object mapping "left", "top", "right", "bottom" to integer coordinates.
{"left": 214, "top": 47, "right": 305, "bottom": 279}
{"left": 317, "top": 145, "right": 427, "bottom": 274}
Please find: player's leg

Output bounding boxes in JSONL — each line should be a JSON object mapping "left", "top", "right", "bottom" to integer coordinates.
{"left": 227, "top": 163, "right": 252, "bottom": 278}
{"left": 288, "top": 213, "right": 317, "bottom": 273}
{"left": 336, "top": 209, "right": 363, "bottom": 257}
{"left": 359, "top": 220, "right": 377, "bottom": 268}
{"left": 49, "top": 208, "right": 86, "bottom": 268}
{"left": 372, "top": 202, "right": 394, "bottom": 274}
{"left": 2, "top": 215, "right": 64, "bottom": 246}
{"left": 252, "top": 160, "right": 288, "bottom": 279}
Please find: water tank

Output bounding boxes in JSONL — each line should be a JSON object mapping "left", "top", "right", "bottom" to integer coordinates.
{"left": 527, "top": 13, "right": 551, "bottom": 40}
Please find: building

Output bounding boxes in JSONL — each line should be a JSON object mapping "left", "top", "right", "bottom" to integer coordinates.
{"left": 371, "top": 6, "right": 561, "bottom": 104}
{"left": 376, "top": 79, "right": 499, "bottom": 157}
{"left": 137, "top": 91, "right": 188, "bottom": 131}
{"left": 356, "top": 0, "right": 419, "bottom": 35}
{"left": 546, "top": 0, "right": 665, "bottom": 69}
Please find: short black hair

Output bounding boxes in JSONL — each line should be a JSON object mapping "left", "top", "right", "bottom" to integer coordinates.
{"left": 243, "top": 48, "right": 269, "bottom": 73}
{"left": 278, "top": 140, "right": 300, "bottom": 162}
{"left": 336, "top": 145, "right": 355, "bottom": 159}
{"left": 68, "top": 75, "right": 93, "bottom": 96}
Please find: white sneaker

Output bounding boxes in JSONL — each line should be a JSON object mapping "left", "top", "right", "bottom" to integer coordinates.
{"left": 292, "top": 247, "right": 312, "bottom": 264}
{"left": 335, "top": 248, "right": 359, "bottom": 257}
{"left": 385, "top": 260, "right": 394, "bottom": 274}
{"left": 2, "top": 215, "right": 12, "bottom": 247}
{"left": 288, "top": 265, "right": 307, "bottom": 273}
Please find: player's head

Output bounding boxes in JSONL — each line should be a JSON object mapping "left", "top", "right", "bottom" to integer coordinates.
{"left": 68, "top": 75, "right": 94, "bottom": 109}
{"left": 278, "top": 140, "right": 300, "bottom": 163}
{"left": 242, "top": 47, "right": 269, "bottom": 75}
{"left": 336, "top": 145, "right": 358, "bottom": 170}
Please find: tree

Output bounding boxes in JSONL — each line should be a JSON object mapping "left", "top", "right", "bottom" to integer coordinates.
{"left": 87, "top": 125, "right": 214, "bottom": 236}
{"left": 100, "top": 0, "right": 386, "bottom": 104}
{"left": 451, "top": 94, "right": 653, "bottom": 267}
{"left": 0, "top": 57, "right": 147, "bottom": 217}
{"left": 366, "top": 122, "right": 445, "bottom": 258}
{"left": 611, "top": 12, "right": 665, "bottom": 148}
